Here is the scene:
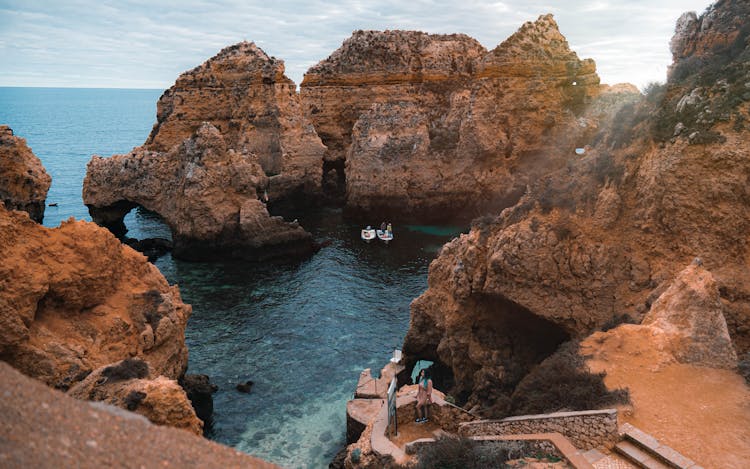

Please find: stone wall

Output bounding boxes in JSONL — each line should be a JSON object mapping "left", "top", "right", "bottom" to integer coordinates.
{"left": 458, "top": 409, "right": 618, "bottom": 450}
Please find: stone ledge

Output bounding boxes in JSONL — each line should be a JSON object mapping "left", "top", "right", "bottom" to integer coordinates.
{"left": 497, "top": 408, "right": 617, "bottom": 423}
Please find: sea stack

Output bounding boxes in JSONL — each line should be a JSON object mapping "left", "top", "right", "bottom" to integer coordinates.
{"left": 0, "top": 125, "right": 51, "bottom": 223}
{"left": 301, "top": 16, "right": 602, "bottom": 221}
{"left": 84, "top": 122, "right": 315, "bottom": 261}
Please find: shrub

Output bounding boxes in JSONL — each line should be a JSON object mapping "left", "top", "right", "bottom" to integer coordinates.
{"left": 416, "top": 436, "right": 522, "bottom": 469}
{"left": 101, "top": 358, "right": 149, "bottom": 382}
{"left": 600, "top": 314, "right": 636, "bottom": 332}
{"left": 509, "top": 341, "right": 629, "bottom": 415}
{"left": 124, "top": 390, "right": 147, "bottom": 410}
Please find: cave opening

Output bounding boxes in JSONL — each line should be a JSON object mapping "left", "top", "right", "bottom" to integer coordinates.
{"left": 410, "top": 294, "right": 571, "bottom": 414}
{"left": 321, "top": 158, "right": 346, "bottom": 204}
{"left": 89, "top": 201, "right": 173, "bottom": 262}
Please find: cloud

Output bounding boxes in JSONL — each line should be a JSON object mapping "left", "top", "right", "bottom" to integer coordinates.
{"left": 0, "top": 0, "right": 712, "bottom": 89}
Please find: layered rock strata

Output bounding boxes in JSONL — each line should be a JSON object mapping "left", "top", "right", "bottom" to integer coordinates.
{"left": 0, "top": 362, "right": 279, "bottom": 468}
{"left": 301, "top": 16, "right": 605, "bottom": 220}
{"left": 144, "top": 41, "right": 326, "bottom": 202}
{"left": 84, "top": 123, "right": 315, "bottom": 261}
{"left": 0, "top": 125, "right": 51, "bottom": 222}
{"left": 402, "top": 0, "right": 750, "bottom": 416}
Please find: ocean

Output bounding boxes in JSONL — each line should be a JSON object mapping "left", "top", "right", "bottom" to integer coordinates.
{"left": 0, "top": 87, "right": 463, "bottom": 468}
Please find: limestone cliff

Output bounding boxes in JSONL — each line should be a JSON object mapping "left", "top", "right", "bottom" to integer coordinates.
{"left": 402, "top": 0, "right": 750, "bottom": 416}
{"left": 301, "top": 16, "right": 608, "bottom": 220}
{"left": 0, "top": 204, "right": 191, "bottom": 389}
{"left": 84, "top": 123, "right": 315, "bottom": 261}
{"left": 145, "top": 41, "right": 326, "bottom": 202}
{"left": 0, "top": 125, "right": 51, "bottom": 223}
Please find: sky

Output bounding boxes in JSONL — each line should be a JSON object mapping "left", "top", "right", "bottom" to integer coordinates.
{"left": 0, "top": 0, "right": 712, "bottom": 90}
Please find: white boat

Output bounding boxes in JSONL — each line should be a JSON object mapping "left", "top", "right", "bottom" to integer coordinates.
{"left": 361, "top": 226, "right": 376, "bottom": 242}
{"left": 376, "top": 229, "right": 394, "bottom": 243}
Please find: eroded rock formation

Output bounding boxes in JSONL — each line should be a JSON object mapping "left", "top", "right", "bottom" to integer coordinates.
{"left": 84, "top": 123, "right": 315, "bottom": 261}
{"left": 402, "top": 0, "right": 750, "bottom": 416}
{"left": 301, "top": 16, "right": 608, "bottom": 220}
{"left": 144, "top": 41, "right": 326, "bottom": 202}
{"left": 69, "top": 359, "right": 203, "bottom": 435}
{"left": 0, "top": 204, "right": 190, "bottom": 389}
{"left": 0, "top": 125, "right": 51, "bottom": 222}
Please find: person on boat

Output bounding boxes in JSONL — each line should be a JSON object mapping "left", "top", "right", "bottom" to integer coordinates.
{"left": 380, "top": 221, "right": 386, "bottom": 233}
{"left": 415, "top": 369, "right": 433, "bottom": 423}
{"left": 386, "top": 222, "right": 392, "bottom": 236}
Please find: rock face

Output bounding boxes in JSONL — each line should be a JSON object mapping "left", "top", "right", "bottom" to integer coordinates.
{"left": 144, "top": 41, "right": 326, "bottom": 202}
{"left": 0, "top": 204, "right": 191, "bottom": 390}
{"left": 0, "top": 125, "right": 51, "bottom": 222}
{"left": 0, "top": 361, "right": 280, "bottom": 469}
{"left": 402, "top": 0, "right": 750, "bottom": 416}
{"left": 83, "top": 122, "right": 315, "bottom": 261}
{"left": 69, "top": 359, "right": 204, "bottom": 435}
{"left": 301, "top": 16, "right": 603, "bottom": 220}
{"left": 641, "top": 262, "right": 737, "bottom": 369}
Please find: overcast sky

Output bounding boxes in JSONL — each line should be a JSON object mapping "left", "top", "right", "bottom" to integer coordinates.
{"left": 0, "top": 0, "right": 711, "bottom": 90}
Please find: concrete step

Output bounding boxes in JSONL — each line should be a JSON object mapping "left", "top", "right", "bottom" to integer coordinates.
{"left": 583, "top": 448, "right": 607, "bottom": 465}
{"left": 615, "top": 441, "right": 671, "bottom": 469}
{"left": 619, "top": 424, "right": 702, "bottom": 469}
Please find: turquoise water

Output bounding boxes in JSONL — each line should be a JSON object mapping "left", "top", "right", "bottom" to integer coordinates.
{"left": 0, "top": 87, "right": 463, "bottom": 468}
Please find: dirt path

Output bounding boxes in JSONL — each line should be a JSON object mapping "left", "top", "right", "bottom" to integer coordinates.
{"left": 583, "top": 331, "right": 750, "bottom": 469}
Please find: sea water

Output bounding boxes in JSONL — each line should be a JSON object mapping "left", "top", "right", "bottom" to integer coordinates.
{"left": 0, "top": 87, "right": 463, "bottom": 468}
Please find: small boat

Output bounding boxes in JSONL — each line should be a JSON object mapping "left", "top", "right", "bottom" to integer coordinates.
{"left": 361, "top": 226, "right": 376, "bottom": 242}
{"left": 377, "top": 229, "right": 394, "bottom": 244}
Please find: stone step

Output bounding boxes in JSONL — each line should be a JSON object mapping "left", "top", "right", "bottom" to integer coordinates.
{"left": 583, "top": 448, "right": 607, "bottom": 465}
{"left": 615, "top": 441, "right": 671, "bottom": 469}
{"left": 619, "top": 424, "right": 702, "bottom": 469}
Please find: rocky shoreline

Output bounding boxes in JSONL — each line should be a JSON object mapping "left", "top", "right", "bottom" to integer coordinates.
{"left": 1, "top": 1, "right": 749, "bottom": 467}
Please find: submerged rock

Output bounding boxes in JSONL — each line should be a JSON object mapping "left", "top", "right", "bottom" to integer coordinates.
{"left": 0, "top": 125, "right": 51, "bottom": 223}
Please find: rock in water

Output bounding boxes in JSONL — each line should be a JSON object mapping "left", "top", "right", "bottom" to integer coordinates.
{"left": 236, "top": 380, "right": 254, "bottom": 393}
{"left": 301, "top": 17, "right": 604, "bottom": 221}
{"left": 144, "top": 41, "right": 326, "bottom": 203}
{"left": 84, "top": 122, "right": 316, "bottom": 261}
{"left": 0, "top": 126, "right": 51, "bottom": 223}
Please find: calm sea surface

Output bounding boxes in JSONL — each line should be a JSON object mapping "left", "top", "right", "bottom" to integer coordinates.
{"left": 0, "top": 87, "right": 463, "bottom": 468}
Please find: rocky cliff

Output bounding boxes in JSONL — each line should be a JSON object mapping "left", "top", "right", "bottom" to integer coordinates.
{"left": 0, "top": 125, "right": 51, "bottom": 223}
{"left": 144, "top": 41, "right": 326, "bottom": 203}
{"left": 0, "top": 203, "right": 201, "bottom": 431}
{"left": 402, "top": 0, "right": 750, "bottom": 415}
{"left": 84, "top": 122, "right": 315, "bottom": 261}
{"left": 301, "top": 16, "right": 609, "bottom": 220}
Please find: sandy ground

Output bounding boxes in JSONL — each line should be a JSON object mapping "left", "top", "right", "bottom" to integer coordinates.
{"left": 583, "top": 332, "right": 750, "bottom": 469}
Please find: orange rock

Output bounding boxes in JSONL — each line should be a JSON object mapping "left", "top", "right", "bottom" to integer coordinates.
{"left": 0, "top": 204, "right": 191, "bottom": 389}
{"left": 301, "top": 16, "right": 608, "bottom": 220}
{"left": 144, "top": 41, "right": 326, "bottom": 202}
{"left": 83, "top": 123, "right": 315, "bottom": 261}
{"left": 69, "top": 360, "right": 203, "bottom": 435}
{"left": 401, "top": 0, "right": 750, "bottom": 415}
{"left": 0, "top": 125, "right": 51, "bottom": 223}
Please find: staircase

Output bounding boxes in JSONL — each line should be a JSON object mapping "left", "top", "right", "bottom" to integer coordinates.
{"left": 613, "top": 424, "right": 703, "bottom": 469}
